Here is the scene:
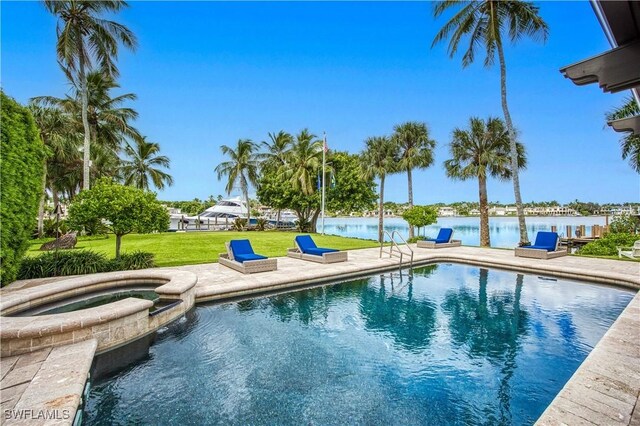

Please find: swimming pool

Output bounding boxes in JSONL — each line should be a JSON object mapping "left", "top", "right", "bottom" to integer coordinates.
{"left": 84, "top": 264, "right": 633, "bottom": 425}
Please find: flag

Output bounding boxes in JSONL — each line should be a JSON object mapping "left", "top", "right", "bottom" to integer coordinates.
{"left": 323, "top": 139, "right": 328, "bottom": 153}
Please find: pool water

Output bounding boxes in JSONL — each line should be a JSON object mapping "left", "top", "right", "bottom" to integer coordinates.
{"left": 84, "top": 264, "right": 633, "bottom": 425}
{"left": 23, "top": 289, "right": 159, "bottom": 316}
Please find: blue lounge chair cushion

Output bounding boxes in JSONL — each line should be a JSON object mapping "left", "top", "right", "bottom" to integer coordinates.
{"left": 427, "top": 228, "right": 453, "bottom": 244}
{"left": 524, "top": 232, "right": 558, "bottom": 252}
{"left": 229, "top": 239, "right": 268, "bottom": 263}
{"left": 296, "top": 235, "right": 339, "bottom": 256}
{"left": 234, "top": 253, "right": 268, "bottom": 263}
{"left": 305, "top": 247, "right": 339, "bottom": 256}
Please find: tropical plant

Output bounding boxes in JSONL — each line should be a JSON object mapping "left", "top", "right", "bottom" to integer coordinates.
{"left": 255, "top": 218, "right": 268, "bottom": 231}
{"left": 44, "top": 0, "right": 137, "bottom": 190}
{"left": 606, "top": 96, "right": 640, "bottom": 173}
{"left": 392, "top": 121, "right": 436, "bottom": 239}
{"left": 444, "top": 117, "right": 526, "bottom": 246}
{"left": 257, "top": 150, "right": 376, "bottom": 232}
{"left": 402, "top": 206, "right": 438, "bottom": 238}
{"left": 1, "top": 92, "right": 47, "bottom": 286}
{"left": 360, "top": 136, "right": 400, "bottom": 243}
{"left": 32, "top": 71, "right": 141, "bottom": 198}
{"left": 28, "top": 103, "right": 80, "bottom": 237}
{"left": 120, "top": 136, "right": 173, "bottom": 190}
{"left": 261, "top": 130, "right": 294, "bottom": 224}
{"left": 68, "top": 178, "right": 169, "bottom": 258}
{"left": 112, "top": 250, "right": 155, "bottom": 270}
{"left": 18, "top": 250, "right": 111, "bottom": 279}
{"left": 215, "top": 139, "right": 260, "bottom": 224}
{"left": 284, "top": 129, "right": 324, "bottom": 196}
{"left": 609, "top": 213, "right": 640, "bottom": 234}
{"left": 578, "top": 233, "right": 638, "bottom": 257}
{"left": 18, "top": 249, "right": 155, "bottom": 280}
{"left": 232, "top": 218, "right": 248, "bottom": 231}
{"left": 432, "top": 0, "right": 548, "bottom": 245}
{"left": 261, "top": 130, "right": 293, "bottom": 167}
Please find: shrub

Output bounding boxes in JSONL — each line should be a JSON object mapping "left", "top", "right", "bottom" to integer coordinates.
{"left": 578, "top": 233, "right": 638, "bottom": 257}
{"left": 17, "top": 250, "right": 155, "bottom": 280}
{"left": 232, "top": 218, "right": 247, "bottom": 231}
{"left": 39, "top": 218, "right": 69, "bottom": 238}
{"left": 112, "top": 251, "right": 155, "bottom": 270}
{"left": 1, "top": 92, "right": 47, "bottom": 286}
{"left": 402, "top": 206, "right": 438, "bottom": 236}
{"left": 255, "top": 218, "right": 268, "bottom": 231}
{"left": 407, "top": 236, "right": 426, "bottom": 243}
{"left": 68, "top": 178, "right": 169, "bottom": 258}
{"left": 609, "top": 214, "right": 639, "bottom": 234}
{"left": 18, "top": 251, "right": 110, "bottom": 280}
{"left": 295, "top": 218, "right": 312, "bottom": 232}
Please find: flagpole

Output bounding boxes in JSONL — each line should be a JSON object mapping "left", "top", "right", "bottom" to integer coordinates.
{"left": 321, "top": 132, "right": 326, "bottom": 235}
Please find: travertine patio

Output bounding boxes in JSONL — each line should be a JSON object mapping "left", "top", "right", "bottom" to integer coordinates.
{"left": 1, "top": 245, "right": 638, "bottom": 425}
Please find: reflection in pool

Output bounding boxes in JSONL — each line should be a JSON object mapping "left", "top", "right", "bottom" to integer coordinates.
{"left": 85, "top": 264, "right": 633, "bottom": 425}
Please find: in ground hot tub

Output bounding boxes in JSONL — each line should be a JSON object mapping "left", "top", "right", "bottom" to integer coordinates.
{"left": 0, "top": 270, "right": 198, "bottom": 357}
{"left": 10, "top": 287, "right": 161, "bottom": 316}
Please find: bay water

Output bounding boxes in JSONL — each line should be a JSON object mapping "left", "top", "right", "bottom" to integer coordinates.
{"left": 321, "top": 216, "right": 607, "bottom": 247}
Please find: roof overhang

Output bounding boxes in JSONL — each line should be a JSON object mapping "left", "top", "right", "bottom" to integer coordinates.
{"left": 560, "top": 0, "right": 640, "bottom": 135}
{"left": 609, "top": 115, "right": 640, "bottom": 134}
{"left": 560, "top": 41, "right": 640, "bottom": 94}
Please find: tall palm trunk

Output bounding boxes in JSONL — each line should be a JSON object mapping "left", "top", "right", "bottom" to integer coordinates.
{"left": 244, "top": 189, "right": 251, "bottom": 225}
{"left": 79, "top": 56, "right": 91, "bottom": 191}
{"left": 37, "top": 162, "right": 47, "bottom": 238}
{"left": 378, "top": 174, "right": 386, "bottom": 243}
{"left": 407, "top": 167, "right": 414, "bottom": 239}
{"left": 478, "top": 173, "right": 490, "bottom": 247}
{"left": 497, "top": 42, "right": 528, "bottom": 245}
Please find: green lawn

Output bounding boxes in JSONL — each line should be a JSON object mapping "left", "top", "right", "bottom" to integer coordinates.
{"left": 27, "top": 231, "right": 379, "bottom": 267}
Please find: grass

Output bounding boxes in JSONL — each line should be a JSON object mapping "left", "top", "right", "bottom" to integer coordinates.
{"left": 26, "top": 231, "right": 379, "bottom": 267}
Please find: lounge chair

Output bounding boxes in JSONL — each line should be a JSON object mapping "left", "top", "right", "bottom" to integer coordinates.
{"left": 416, "top": 228, "right": 461, "bottom": 249}
{"left": 287, "top": 235, "right": 348, "bottom": 264}
{"left": 514, "top": 231, "right": 567, "bottom": 259}
{"left": 617, "top": 240, "right": 640, "bottom": 259}
{"left": 219, "top": 239, "right": 277, "bottom": 273}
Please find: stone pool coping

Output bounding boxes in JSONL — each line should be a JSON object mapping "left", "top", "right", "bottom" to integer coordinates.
{"left": 0, "top": 269, "right": 198, "bottom": 358}
{"left": 1, "top": 339, "right": 96, "bottom": 425}
{"left": 1, "top": 245, "right": 639, "bottom": 425}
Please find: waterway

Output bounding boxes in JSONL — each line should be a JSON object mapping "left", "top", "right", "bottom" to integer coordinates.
{"left": 320, "top": 216, "right": 607, "bottom": 247}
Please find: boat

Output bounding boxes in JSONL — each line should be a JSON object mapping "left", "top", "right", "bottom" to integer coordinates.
{"left": 169, "top": 197, "right": 249, "bottom": 230}
{"left": 169, "top": 197, "right": 298, "bottom": 231}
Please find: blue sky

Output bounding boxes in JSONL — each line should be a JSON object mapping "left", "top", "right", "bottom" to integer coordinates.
{"left": 2, "top": 1, "right": 637, "bottom": 204}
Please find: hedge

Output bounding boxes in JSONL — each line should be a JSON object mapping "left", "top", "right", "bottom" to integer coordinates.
{"left": 18, "top": 250, "right": 155, "bottom": 280}
{"left": 1, "top": 92, "right": 46, "bottom": 285}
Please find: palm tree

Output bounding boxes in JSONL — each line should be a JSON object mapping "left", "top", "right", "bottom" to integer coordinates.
{"left": 34, "top": 71, "right": 140, "bottom": 154}
{"left": 392, "top": 121, "right": 436, "bottom": 239}
{"left": 214, "top": 139, "right": 261, "bottom": 223}
{"left": 120, "top": 136, "right": 173, "bottom": 190}
{"left": 261, "top": 130, "right": 294, "bottom": 225}
{"left": 33, "top": 71, "right": 141, "bottom": 196}
{"left": 44, "top": 0, "right": 137, "bottom": 190}
{"left": 444, "top": 117, "right": 526, "bottom": 247}
{"left": 360, "top": 136, "right": 399, "bottom": 243}
{"left": 432, "top": 0, "right": 548, "bottom": 245}
{"left": 285, "top": 129, "right": 324, "bottom": 196}
{"left": 261, "top": 130, "right": 293, "bottom": 167}
{"left": 606, "top": 97, "right": 640, "bottom": 173}
{"left": 28, "top": 103, "right": 80, "bottom": 237}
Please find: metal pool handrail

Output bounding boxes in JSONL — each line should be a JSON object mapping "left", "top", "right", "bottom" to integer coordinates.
{"left": 380, "top": 231, "right": 413, "bottom": 267}
{"left": 391, "top": 231, "right": 413, "bottom": 267}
